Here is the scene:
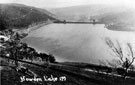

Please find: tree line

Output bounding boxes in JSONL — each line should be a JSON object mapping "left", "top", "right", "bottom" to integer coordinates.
{"left": 0, "top": 29, "right": 56, "bottom": 67}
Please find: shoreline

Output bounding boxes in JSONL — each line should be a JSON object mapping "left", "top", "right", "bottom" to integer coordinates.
{"left": 27, "top": 21, "right": 53, "bottom": 33}
{"left": 15, "top": 21, "right": 53, "bottom": 35}
{"left": 105, "top": 25, "right": 135, "bottom": 32}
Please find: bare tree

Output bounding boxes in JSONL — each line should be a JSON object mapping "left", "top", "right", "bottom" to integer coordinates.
{"left": 105, "top": 38, "right": 135, "bottom": 78}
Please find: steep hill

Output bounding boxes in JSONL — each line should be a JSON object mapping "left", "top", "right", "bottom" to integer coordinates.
{"left": 0, "top": 3, "right": 57, "bottom": 30}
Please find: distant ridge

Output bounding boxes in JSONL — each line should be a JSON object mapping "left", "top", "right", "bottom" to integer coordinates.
{"left": 50, "top": 4, "right": 135, "bottom": 31}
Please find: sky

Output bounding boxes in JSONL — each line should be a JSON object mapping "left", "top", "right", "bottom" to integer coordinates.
{"left": 0, "top": 0, "right": 135, "bottom": 8}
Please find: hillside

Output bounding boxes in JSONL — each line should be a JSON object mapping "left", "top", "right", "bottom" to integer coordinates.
{"left": 0, "top": 3, "right": 57, "bottom": 30}
{"left": 49, "top": 4, "right": 135, "bottom": 31}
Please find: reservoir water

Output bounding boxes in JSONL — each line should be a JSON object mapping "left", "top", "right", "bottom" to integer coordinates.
{"left": 23, "top": 24, "right": 135, "bottom": 64}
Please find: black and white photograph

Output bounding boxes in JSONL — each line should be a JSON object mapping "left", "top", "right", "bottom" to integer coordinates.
{"left": 0, "top": 0, "right": 135, "bottom": 85}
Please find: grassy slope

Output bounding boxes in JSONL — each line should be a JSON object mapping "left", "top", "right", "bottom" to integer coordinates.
{"left": 1, "top": 63, "right": 96, "bottom": 85}
{"left": 1, "top": 60, "right": 135, "bottom": 85}
{"left": 0, "top": 3, "right": 56, "bottom": 29}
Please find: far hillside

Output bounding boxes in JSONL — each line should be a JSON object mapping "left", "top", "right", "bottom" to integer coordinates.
{"left": 49, "top": 4, "right": 135, "bottom": 31}
{"left": 0, "top": 3, "right": 57, "bottom": 30}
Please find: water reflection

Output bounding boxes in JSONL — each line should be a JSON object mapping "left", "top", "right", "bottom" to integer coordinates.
{"left": 23, "top": 24, "right": 135, "bottom": 64}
